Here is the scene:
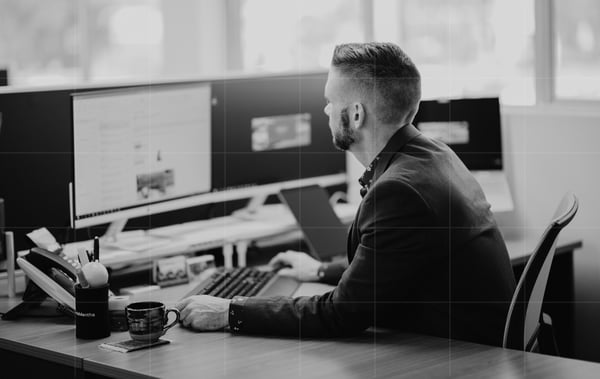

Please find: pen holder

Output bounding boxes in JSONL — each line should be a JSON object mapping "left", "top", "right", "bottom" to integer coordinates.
{"left": 75, "top": 283, "right": 111, "bottom": 339}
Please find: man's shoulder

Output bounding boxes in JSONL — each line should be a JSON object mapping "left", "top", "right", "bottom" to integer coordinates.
{"left": 362, "top": 176, "right": 431, "bottom": 214}
{"left": 369, "top": 174, "right": 419, "bottom": 195}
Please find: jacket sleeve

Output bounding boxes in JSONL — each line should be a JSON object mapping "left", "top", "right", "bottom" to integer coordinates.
{"left": 229, "top": 180, "right": 436, "bottom": 337}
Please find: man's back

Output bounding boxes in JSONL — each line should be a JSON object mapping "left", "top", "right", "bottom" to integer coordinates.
{"left": 350, "top": 126, "right": 516, "bottom": 346}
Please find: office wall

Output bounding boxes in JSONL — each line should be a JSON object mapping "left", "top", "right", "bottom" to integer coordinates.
{"left": 500, "top": 106, "right": 600, "bottom": 362}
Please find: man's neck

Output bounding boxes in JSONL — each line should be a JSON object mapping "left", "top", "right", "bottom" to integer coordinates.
{"left": 350, "top": 124, "right": 406, "bottom": 168}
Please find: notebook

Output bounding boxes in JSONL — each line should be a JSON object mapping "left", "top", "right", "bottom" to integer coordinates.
{"left": 278, "top": 185, "right": 348, "bottom": 262}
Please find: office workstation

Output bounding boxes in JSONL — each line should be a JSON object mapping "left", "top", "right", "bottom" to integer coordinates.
{"left": 0, "top": 67, "right": 589, "bottom": 376}
{"left": 2, "top": 1, "right": 600, "bottom": 378}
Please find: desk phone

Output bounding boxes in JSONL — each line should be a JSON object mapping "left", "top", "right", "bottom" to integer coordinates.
{"left": 2, "top": 247, "right": 79, "bottom": 320}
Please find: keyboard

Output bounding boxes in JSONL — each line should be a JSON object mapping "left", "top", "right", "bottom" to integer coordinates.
{"left": 188, "top": 267, "right": 276, "bottom": 299}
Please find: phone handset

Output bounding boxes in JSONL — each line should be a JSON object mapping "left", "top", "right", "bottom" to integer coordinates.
{"left": 26, "top": 247, "right": 79, "bottom": 280}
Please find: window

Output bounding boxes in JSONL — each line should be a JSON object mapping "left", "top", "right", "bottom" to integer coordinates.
{"left": 1, "top": 0, "right": 598, "bottom": 106}
{"left": 0, "top": 0, "right": 164, "bottom": 86}
{"left": 554, "top": 0, "right": 600, "bottom": 100}
{"left": 373, "top": 0, "right": 535, "bottom": 105}
{"left": 239, "top": 0, "right": 365, "bottom": 72}
{"left": 87, "top": 0, "right": 164, "bottom": 83}
{"left": 0, "top": 0, "right": 81, "bottom": 86}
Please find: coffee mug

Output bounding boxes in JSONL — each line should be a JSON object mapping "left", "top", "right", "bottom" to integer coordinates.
{"left": 125, "top": 301, "right": 180, "bottom": 342}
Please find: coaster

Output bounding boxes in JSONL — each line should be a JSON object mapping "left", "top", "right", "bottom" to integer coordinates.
{"left": 99, "top": 338, "right": 170, "bottom": 353}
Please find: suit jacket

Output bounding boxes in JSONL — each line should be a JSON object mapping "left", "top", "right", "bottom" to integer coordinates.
{"left": 229, "top": 124, "right": 516, "bottom": 347}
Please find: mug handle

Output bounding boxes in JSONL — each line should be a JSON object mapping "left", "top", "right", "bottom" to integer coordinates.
{"left": 163, "top": 308, "right": 181, "bottom": 333}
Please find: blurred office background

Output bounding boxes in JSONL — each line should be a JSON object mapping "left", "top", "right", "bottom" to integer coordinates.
{"left": 1, "top": 0, "right": 600, "bottom": 361}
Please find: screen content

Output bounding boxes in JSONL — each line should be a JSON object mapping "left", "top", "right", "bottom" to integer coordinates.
{"left": 72, "top": 83, "right": 211, "bottom": 225}
{"left": 251, "top": 113, "right": 311, "bottom": 152}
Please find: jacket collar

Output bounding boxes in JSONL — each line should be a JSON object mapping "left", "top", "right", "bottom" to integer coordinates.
{"left": 358, "top": 124, "right": 421, "bottom": 197}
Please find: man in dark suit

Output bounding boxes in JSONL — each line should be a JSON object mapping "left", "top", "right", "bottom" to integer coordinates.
{"left": 176, "top": 42, "right": 516, "bottom": 347}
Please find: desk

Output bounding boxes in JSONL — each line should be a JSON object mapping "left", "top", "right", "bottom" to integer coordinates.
{"left": 0, "top": 239, "right": 584, "bottom": 378}
{"left": 1, "top": 277, "right": 598, "bottom": 379}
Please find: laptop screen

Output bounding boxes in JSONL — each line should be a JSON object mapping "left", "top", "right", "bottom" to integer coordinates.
{"left": 278, "top": 185, "right": 348, "bottom": 262}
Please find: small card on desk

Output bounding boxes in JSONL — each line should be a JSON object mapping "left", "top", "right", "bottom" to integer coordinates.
{"left": 153, "top": 255, "right": 189, "bottom": 287}
{"left": 99, "top": 338, "right": 171, "bottom": 353}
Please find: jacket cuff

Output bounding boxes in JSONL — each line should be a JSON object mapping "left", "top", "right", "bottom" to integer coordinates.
{"left": 228, "top": 296, "right": 249, "bottom": 333}
{"left": 317, "top": 262, "right": 344, "bottom": 285}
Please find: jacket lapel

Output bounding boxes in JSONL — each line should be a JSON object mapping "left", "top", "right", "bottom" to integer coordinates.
{"left": 347, "top": 206, "right": 360, "bottom": 262}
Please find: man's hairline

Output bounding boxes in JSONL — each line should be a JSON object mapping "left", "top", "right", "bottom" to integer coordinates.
{"left": 330, "top": 64, "right": 420, "bottom": 126}
{"left": 329, "top": 66, "right": 374, "bottom": 104}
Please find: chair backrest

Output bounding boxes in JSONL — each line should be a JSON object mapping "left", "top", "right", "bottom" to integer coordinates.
{"left": 503, "top": 193, "right": 579, "bottom": 351}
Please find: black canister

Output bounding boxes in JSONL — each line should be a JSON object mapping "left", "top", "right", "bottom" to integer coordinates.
{"left": 75, "top": 283, "right": 111, "bottom": 339}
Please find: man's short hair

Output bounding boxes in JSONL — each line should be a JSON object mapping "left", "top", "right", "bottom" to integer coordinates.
{"left": 331, "top": 42, "right": 421, "bottom": 125}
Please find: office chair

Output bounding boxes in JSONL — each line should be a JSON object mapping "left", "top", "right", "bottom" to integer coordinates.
{"left": 503, "top": 192, "right": 578, "bottom": 355}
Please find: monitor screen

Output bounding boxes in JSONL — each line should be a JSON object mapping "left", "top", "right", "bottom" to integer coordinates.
{"left": 71, "top": 83, "right": 212, "bottom": 228}
{"left": 413, "top": 97, "right": 503, "bottom": 171}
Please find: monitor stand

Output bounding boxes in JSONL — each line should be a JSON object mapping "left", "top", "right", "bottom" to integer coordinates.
{"left": 101, "top": 218, "right": 171, "bottom": 252}
{"left": 103, "top": 218, "right": 128, "bottom": 243}
{"left": 231, "top": 193, "right": 268, "bottom": 220}
{"left": 231, "top": 194, "right": 294, "bottom": 223}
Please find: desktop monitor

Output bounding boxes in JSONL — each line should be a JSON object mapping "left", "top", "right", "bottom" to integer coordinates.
{"left": 71, "top": 82, "right": 213, "bottom": 230}
{"left": 210, "top": 72, "right": 346, "bottom": 202}
{"left": 413, "top": 97, "right": 503, "bottom": 171}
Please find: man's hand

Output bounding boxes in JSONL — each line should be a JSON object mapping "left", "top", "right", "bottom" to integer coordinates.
{"left": 269, "top": 250, "right": 321, "bottom": 282}
{"left": 175, "top": 295, "right": 231, "bottom": 331}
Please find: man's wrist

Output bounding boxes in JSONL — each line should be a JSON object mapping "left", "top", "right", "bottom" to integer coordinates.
{"left": 316, "top": 263, "right": 327, "bottom": 281}
{"left": 223, "top": 299, "right": 232, "bottom": 329}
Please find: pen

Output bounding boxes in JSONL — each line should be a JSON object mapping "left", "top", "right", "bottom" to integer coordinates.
{"left": 94, "top": 236, "right": 100, "bottom": 262}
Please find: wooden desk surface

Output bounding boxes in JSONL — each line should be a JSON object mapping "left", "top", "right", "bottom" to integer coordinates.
{"left": 2, "top": 315, "right": 599, "bottom": 379}
{"left": 83, "top": 329, "right": 600, "bottom": 379}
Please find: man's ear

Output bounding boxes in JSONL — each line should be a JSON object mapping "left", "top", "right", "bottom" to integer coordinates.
{"left": 352, "top": 102, "right": 365, "bottom": 129}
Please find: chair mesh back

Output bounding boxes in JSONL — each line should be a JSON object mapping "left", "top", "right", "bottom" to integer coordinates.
{"left": 503, "top": 193, "right": 578, "bottom": 351}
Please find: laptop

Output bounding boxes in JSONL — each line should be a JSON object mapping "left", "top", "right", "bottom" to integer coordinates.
{"left": 278, "top": 184, "right": 348, "bottom": 262}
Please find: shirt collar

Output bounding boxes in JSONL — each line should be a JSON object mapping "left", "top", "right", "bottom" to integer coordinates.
{"left": 358, "top": 124, "right": 421, "bottom": 198}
